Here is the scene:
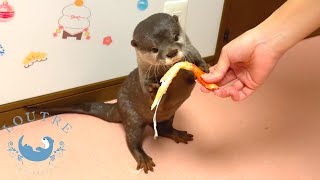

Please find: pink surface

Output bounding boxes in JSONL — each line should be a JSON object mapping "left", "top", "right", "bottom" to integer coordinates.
{"left": 1, "top": 37, "right": 320, "bottom": 179}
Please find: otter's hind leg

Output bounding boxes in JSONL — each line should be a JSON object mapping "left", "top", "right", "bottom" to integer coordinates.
{"left": 123, "top": 116, "right": 155, "bottom": 173}
{"left": 156, "top": 116, "right": 193, "bottom": 144}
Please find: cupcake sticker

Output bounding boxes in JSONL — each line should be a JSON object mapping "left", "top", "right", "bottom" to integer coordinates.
{"left": 0, "top": 0, "right": 14, "bottom": 22}
{"left": 53, "top": 0, "right": 91, "bottom": 40}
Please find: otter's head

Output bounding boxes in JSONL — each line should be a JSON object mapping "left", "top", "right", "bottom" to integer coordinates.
{"left": 131, "top": 13, "right": 185, "bottom": 66}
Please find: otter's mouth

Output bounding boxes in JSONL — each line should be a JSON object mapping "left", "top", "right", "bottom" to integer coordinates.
{"left": 165, "top": 51, "right": 184, "bottom": 66}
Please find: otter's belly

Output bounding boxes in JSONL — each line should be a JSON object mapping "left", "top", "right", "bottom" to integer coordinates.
{"left": 155, "top": 70, "right": 195, "bottom": 120}
{"left": 121, "top": 69, "right": 195, "bottom": 123}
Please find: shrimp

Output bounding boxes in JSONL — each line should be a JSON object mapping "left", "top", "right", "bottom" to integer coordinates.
{"left": 151, "top": 61, "right": 218, "bottom": 138}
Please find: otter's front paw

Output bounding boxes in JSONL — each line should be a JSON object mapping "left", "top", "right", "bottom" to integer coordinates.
{"left": 148, "top": 83, "right": 160, "bottom": 92}
{"left": 147, "top": 82, "right": 160, "bottom": 99}
{"left": 198, "top": 62, "right": 210, "bottom": 73}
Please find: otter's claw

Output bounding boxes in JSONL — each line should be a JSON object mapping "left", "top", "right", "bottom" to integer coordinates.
{"left": 158, "top": 126, "right": 194, "bottom": 144}
{"left": 170, "top": 130, "right": 194, "bottom": 144}
{"left": 147, "top": 82, "right": 161, "bottom": 99}
{"left": 136, "top": 154, "right": 156, "bottom": 174}
{"left": 148, "top": 83, "right": 160, "bottom": 92}
{"left": 199, "top": 63, "right": 210, "bottom": 73}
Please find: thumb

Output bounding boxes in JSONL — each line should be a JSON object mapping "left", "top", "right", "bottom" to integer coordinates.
{"left": 201, "top": 49, "right": 230, "bottom": 83}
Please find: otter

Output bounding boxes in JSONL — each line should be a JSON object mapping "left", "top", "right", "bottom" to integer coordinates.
{"left": 29, "top": 13, "right": 209, "bottom": 173}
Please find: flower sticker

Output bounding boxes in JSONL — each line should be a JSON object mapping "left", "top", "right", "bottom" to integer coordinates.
{"left": 103, "top": 36, "right": 112, "bottom": 46}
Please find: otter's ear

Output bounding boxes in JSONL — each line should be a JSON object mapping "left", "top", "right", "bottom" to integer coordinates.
{"left": 172, "top": 15, "right": 179, "bottom": 22}
{"left": 131, "top": 40, "right": 138, "bottom": 47}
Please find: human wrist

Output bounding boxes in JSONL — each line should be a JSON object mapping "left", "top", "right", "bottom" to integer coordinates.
{"left": 253, "top": 0, "right": 320, "bottom": 58}
{"left": 249, "top": 25, "right": 285, "bottom": 62}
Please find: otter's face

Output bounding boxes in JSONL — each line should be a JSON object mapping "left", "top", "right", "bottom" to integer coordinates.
{"left": 131, "top": 14, "right": 185, "bottom": 66}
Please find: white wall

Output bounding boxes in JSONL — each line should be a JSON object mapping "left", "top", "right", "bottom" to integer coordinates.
{"left": 0, "top": 0, "right": 224, "bottom": 105}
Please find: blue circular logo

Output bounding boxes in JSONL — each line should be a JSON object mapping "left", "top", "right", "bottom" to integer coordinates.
{"left": 137, "top": 0, "right": 148, "bottom": 11}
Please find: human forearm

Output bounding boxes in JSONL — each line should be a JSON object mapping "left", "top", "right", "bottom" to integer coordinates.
{"left": 254, "top": 0, "right": 320, "bottom": 56}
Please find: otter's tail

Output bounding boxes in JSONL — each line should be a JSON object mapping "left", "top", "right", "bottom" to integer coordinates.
{"left": 26, "top": 102, "right": 121, "bottom": 123}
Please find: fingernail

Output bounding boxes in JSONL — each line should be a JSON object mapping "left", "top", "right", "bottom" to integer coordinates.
{"left": 213, "top": 89, "right": 221, "bottom": 96}
{"left": 199, "top": 86, "right": 209, "bottom": 93}
{"left": 201, "top": 74, "right": 210, "bottom": 79}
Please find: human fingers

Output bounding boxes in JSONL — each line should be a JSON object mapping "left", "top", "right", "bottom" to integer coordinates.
{"left": 201, "top": 48, "right": 230, "bottom": 83}
{"left": 229, "top": 80, "right": 255, "bottom": 101}
{"left": 199, "top": 84, "right": 211, "bottom": 93}
{"left": 215, "top": 69, "right": 237, "bottom": 86}
{"left": 213, "top": 88, "right": 230, "bottom": 98}
{"left": 212, "top": 84, "right": 240, "bottom": 98}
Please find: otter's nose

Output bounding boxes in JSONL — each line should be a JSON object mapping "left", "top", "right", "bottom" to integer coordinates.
{"left": 166, "top": 49, "right": 178, "bottom": 58}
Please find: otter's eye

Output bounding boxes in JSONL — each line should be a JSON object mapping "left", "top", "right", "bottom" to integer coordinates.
{"left": 151, "top": 48, "right": 159, "bottom": 53}
{"left": 174, "top": 34, "right": 180, "bottom": 41}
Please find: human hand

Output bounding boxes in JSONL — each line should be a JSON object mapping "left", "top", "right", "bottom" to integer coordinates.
{"left": 200, "top": 29, "right": 282, "bottom": 101}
